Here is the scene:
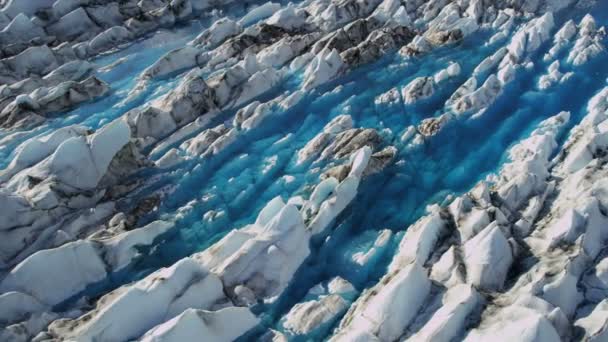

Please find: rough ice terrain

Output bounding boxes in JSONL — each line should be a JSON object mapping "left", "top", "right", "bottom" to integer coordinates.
{"left": 0, "top": 0, "right": 608, "bottom": 341}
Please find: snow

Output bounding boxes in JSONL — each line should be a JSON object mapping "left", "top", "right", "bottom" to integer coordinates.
{"left": 328, "top": 277, "right": 356, "bottom": 295}
{"left": 101, "top": 221, "right": 174, "bottom": 270}
{"left": 44, "top": 60, "right": 94, "bottom": 83}
{"left": 0, "top": 191, "right": 36, "bottom": 232}
{"left": 402, "top": 77, "right": 434, "bottom": 104}
{"left": 191, "top": 18, "right": 241, "bottom": 48}
{"left": 45, "top": 137, "right": 101, "bottom": 189}
{"left": 557, "top": 19, "right": 578, "bottom": 41}
{"left": 430, "top": 246, "right": 463, "bottom": 287}
{"left": 371, "top": 0, "right": 402, "bottom": 22}
{"left": 266, "top": 5, "right": 307, "bottom": 30}
{"left": 282, "top": 276, "right": 355, "bottom": 335}
{"left": 0, "top": 13, "right": 46, "bottom": 43}
{"left": 88, "top": 26, "right": 132, "bottom": 55}
{"left": 2, "top": 0, "right": 55, "bottom": 18}
{"left": 458, "top": 207, "right": 491, "bottom": 242}
{"left": 49, "top": 258, "right": 225, "bottom": 341}
{"left": 400, "top": 126, "right": 417, "bottom": 143}
{"left": 1, "top": 1, "right": 608, "bottom": 341}
{"left": 575, "top": 300, "right": 608, "bottom": 341}
{"left": 6, "top": 45, "right": 58, "bottom": 77}
{"left": 239, "top": 100, "right": 277, "bottom": 131}
{"left": 283, "top": 294, "right": 348, "bottom": 335}
{"left": 185, "top": 125, "right": 228, "bottom": 156}
{"left": 544, "top": 208, "right": 585, "bottom": 248}
{"left": 307, "top": 174, "right": 363, "bottom": 235}
{"left": 88, "top": 118, "right": 131, "bottom": 181}
{"left": 143, "top": 46, "right": 205, "bottom": 82}
{"left": 495, "top": 111, "right": 569, "bottom": 212}
{"left": 538, "top": 61, "right": 573, "bottom": 90}
{"left": 46, "top": 7, "right": 100, "bottom": 41}
{"left": 352, "top": 229, "right": 393, "bottom": 266}
{"left": 0, "top": 218, "right": 173, "bottom": 308}
{"left": 561, "top": 130, "right": 608, "bottom": 173}
{"left": 324, "top": 115, "right": 354, "bottom": 134}
{"left": 140, "top": 307, "right": 258, "bottom": 342}
{"left": 234, "top": 68, "right": 285, "bottom": 107}
{"left": 309, "top": 177, "right": 340, "bottom": 212}
{"left": 434, "top": 62, "right": 461, "bottom": 84}
{"left": 303, "top": 48, "right": 344, "bottom": 90}
{"left": 375, "top": 87, "right": 402, "bottom": 106}
{"left": 238, "top": 2, "right": 281, "bottom": 27}
{"left": 85, "top": 3, "right": 123, "bottom": 28}
{"left": 297, "top": 115, "right": 354, "bottom": 164}
{"left": 0, "top": 125, "right": 89, "bottom": 182}
{"left": 332, "top": 263, "right": 431, "bottom": 342}
{"left": 505, "top": 13, "right": 554, "bottom": 63}
{"left": 0, "top": 291, "right": 48, "bottom": 324}
{"left": 348, "top": 146, "right": 372, "bottom": 179}
{"left": 255, "top": 196, "right": 287, "bottom": 226}
{"left": 257, "top": 34, "right": 320, "bottom": 68}
{"left": 463, "top": 223, "right": 513, "bottom": 291}
{"left": 464, "top": 301, "right": 562, "bottom": 342}
{"left": 186, "top": 147, "right": 369, "bottom": 305}
{"left": 0, "top": 240, "right": 107, "bottom": 306}
{"left": 566, "top": 15, "right": 604, "bottom": 67}
{"left": 541, "top": 267, "right": 583, "bottom": 318}
{"left": 452, "top": 74, "right": 502, "bottom": 116}
{"left": 577, "top": 197, "right": 608, "bottom": 260}
{"left": 195, "top": 200, "right": 310, "bottom": 301}
{"left": 389, "top": 212, "right": 446, "bottom": 271}
{"left": 407, "top": 285, "right": 481, "bottom": 342}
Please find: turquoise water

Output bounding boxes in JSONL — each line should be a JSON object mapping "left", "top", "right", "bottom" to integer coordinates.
{"left": 2, "top": 1, "right": 608, "bottom": 339}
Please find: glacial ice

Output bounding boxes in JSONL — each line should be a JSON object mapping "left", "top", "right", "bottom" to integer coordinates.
{"left": 1, "top": 0, "right": 608, "bottom": 341}
{"left": 139, "top": 307, "right": 259, "bottom": 342}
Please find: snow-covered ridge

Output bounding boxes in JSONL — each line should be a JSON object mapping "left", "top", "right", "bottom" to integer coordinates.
{"left": 1, "top": 0, "right": 608, "bottom": 341}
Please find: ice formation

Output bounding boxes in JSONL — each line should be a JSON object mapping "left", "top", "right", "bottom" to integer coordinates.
{"left": 0, "top": 0, "right": 608, "bottom": 341}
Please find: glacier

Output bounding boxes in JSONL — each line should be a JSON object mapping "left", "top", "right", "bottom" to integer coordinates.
{"left": 0, "top": 0, "right": 608, "bottom": 341}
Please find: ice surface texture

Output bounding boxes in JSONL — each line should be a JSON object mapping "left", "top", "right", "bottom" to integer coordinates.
{"left": 1, "top": 0, "right": 608, "bottom": 341}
